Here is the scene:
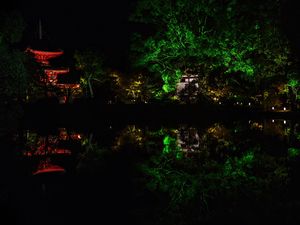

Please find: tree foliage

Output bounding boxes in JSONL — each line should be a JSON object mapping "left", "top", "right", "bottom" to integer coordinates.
{"left": 130, "top": 0, "right": 296, "bottom": 102}
{"left": 74, "top": 50, "right": 106, "bottom": 98}
{"left": 0, "top": 11, "right": 30, "bottom": 131}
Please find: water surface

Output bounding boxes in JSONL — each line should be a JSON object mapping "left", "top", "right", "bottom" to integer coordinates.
{"left": 2, "top": 119, "right": 300, "bottom": 225}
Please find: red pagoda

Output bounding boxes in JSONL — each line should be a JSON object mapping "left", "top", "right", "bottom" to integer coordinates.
{"left": 26, "top": 20, "right": 81, "bottom": 103}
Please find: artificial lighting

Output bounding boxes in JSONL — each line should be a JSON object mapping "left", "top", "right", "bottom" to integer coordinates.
{"left": 219, "top": 102, "right": 221, "bottom": 104}
{"left": 283, "top": 107, "right": 286, "bottom": 111}
{"left": 248, "top": 102, "right": 251, "bottom": 106}
{"left": 284, "top": 120, "right": 286, "bottom": 124}
{"left": 272, "top": 120, "right": 274, "bottom": 123}
{"left": 272, "top": 106, "right": 274, "bottom": 110}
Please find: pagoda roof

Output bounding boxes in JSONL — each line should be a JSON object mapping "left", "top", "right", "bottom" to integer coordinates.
{"left": 26, "top": 47, "right": 64, "bottom": 65}
{"left": 33, "top": 165, "right": 65, "bottom": 175}
{"left": 27, "top": 48, "right": 64, "bottom": 56}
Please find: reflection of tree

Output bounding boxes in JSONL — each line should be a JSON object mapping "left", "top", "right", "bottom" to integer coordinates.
{"left": 136, "top": 124, "right": 291, "bottom": 224}
{"left": 112, "top": 125, "right": 144, "bottom": 150}
{"left": 76, "top": 133, "right": 110, "bottom": 173}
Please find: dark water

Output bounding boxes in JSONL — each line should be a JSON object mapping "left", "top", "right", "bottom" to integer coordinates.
{"left": 2, "top": 119, "right": 300, "bottom": 225}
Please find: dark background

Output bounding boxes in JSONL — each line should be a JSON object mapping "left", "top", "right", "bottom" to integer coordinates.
{"left": 2, "top": 0, "right": 300, "bottom": 70}
{"left": 3, "top": 0, "right": 137, "bottom": 71}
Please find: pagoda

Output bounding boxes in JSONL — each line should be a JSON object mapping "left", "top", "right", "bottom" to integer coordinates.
{"left": 26, "top": 20, "right": 81, "bottom": 103}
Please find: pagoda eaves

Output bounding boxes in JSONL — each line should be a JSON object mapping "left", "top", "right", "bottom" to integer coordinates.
{"left": 26, "top": 48, "right": 64, "bottom": 65}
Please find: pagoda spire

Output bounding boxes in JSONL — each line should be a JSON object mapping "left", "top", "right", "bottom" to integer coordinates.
{"left": 38, "top": 18, "right": 42, "bottom": 40}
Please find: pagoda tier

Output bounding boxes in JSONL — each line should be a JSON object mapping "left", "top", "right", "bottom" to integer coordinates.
{"left": 33, "top": 163, "right": 65, "bottom": 175}
{"left": 44, "top": 68, "right": 70, "bottom": 84}
{"left": 26, "top": 48, "right": 64, "bottom": 65}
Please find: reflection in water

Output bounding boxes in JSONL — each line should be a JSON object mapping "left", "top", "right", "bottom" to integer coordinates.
{"left": 33, "top": 158, "right": 65, "bottom": 175}
{"left": 23, "top": 128, "right": 83, "bottom": 175}
{"left": 112, "top": 125, "right": 144, "bottom": 150}
{"left": 16, "top": 120, "right": 300, "bottom": 224}
{"left": 177, "top": 127, "right": 200, "bottom": 153}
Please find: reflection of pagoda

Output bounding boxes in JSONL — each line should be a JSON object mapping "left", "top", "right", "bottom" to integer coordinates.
{"left": 177, "top": 127, "right": 200, "bottom": 154}
{"left": 26, "top": 19, "right": 81, "bottom": 103}
{"left": 23, "top": 128, "right": 82, "bottom": 175}
{"left": 33, "top": 158, "right": 65, "bottom": 175}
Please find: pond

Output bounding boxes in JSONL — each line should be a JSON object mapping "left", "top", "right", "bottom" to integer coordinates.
{"left": 2, "top": 119, "right": 300, "bottom": 225}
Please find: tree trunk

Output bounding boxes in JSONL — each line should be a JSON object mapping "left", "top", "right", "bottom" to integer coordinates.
{"left": 88, "top": 77, "right": 94, "bottom": 98}
{"left": 288, "top": 87, "right": 297, "bottom": 111}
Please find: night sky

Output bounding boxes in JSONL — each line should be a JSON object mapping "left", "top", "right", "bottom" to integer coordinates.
{"left": 3, "top": 0, "right": 136, "bottom": 71}
{"left": 2, "top": 0, "right": 300, "bottom": 70}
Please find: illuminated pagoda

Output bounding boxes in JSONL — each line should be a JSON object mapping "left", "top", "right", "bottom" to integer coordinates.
{"left": 26, "top": 19, "right": 81, "bottom": 103}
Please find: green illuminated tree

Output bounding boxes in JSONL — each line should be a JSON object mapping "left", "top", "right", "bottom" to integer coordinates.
{"left": 130, "top": 0, "right": 259, "bottom": 99}
{"left": 74, "top": 50, "right": 106, "bottom": 98}
{"left": 130, "top": 0, "right": 295, "bottom": 104}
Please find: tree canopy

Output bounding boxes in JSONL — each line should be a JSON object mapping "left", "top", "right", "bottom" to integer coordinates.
{"left": 74, "top": 50, "right": 106, "bottom": 98}
{"left": 130, "top": 0, "right": 297, "bottom": 102}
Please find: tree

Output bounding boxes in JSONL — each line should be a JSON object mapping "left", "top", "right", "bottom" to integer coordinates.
{"left": 0, "top": 11, "right": 28, "bottom": 103}
{"left": 0, "top": 11, "right": 30, "bottom": 131}
{"left": 74, "top": 50, "right": 106, "bottom": 98}
{"left": 130, "top": 0, "right": 296, "bottom": 105}
{"left": 130, "top": 0, "right": 257, "bottom": 99}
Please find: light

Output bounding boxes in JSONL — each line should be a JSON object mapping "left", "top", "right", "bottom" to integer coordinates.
{"left": 248, "top": 102, "right": 251, "bottom": 106}
{"left": 272, "top": 120, "right": 274, "bottom": 123}
{"left": 248, "top": 120, "right": 251, "bottom": 124}
{"left": 219, "top": 102, "right": 221, "bottom": 105}
{"left": 284, "top": 120, "right": 287, "bottom": 124}
{"left": 283, "top": 107, "right": 286, "bottom": 111}
{"left": 272, "top": 106, "right": 274, "bottom": 110}
{"left": 236, "top": 102, "right": 239, "bottom": 105}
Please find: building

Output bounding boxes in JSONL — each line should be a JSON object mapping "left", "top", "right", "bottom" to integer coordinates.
{"left": 176, "top": 74, "right": 199, "bottom": 102}
{"left": 26, "top": 20, "right": 81, "bottom": 103}
{"left": 27, "top": 46, "right": 81, "bottom": 103}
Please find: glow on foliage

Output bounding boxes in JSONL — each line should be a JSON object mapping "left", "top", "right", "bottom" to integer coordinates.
{"left": 163, "top": 134, "right": 183, "bottom": 159}
{"left": 288, "top": 148, "right": 300, "bottom": 158}
{"left": 113, "top": 125, "right": 144, "bottom": 150}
